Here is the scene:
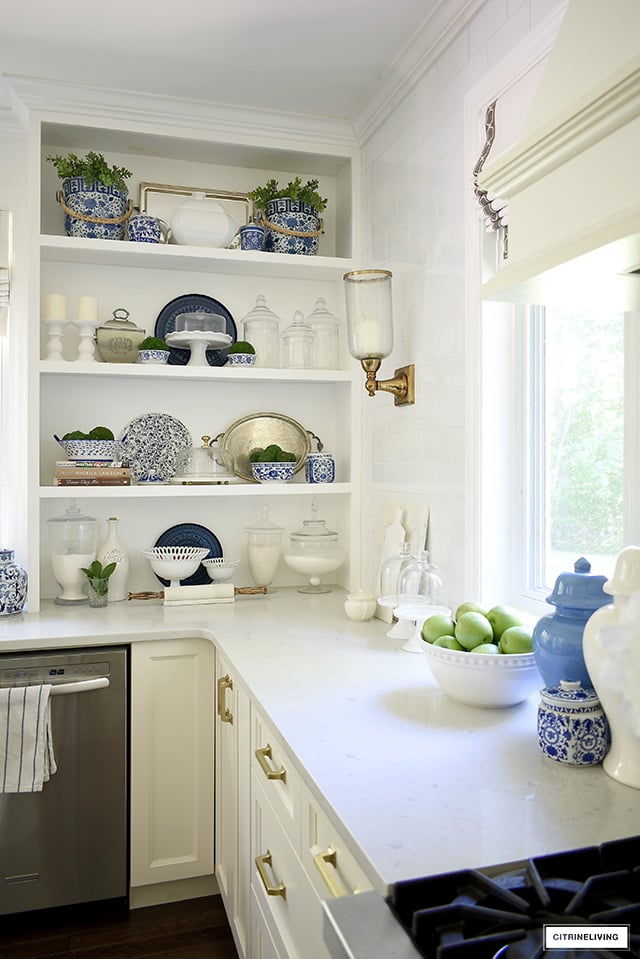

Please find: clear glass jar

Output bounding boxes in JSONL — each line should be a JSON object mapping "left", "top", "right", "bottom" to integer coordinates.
{"left": 283, "top": 517, "right": 345, "bottom": 594}
{"left": 241, "top": 294, "right": 281, "bottom": 368}
{"left": 305, "top": 297, "right": 340, "bottom": 369}
{"left": 244, "top": 505, "right": 283, "bottom": 588}
{"left": 281, "top": 311, "right": 316, "bottom": 369}
{"left": 48, "top": 501, "right": 98, "bottom": 605}
{"left": 379, "top": 542, "right": 412, "bottom": 602}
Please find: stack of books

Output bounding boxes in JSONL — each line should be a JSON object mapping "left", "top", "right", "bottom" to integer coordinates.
{"left": 53, "top": 462, "right": 132, "bottom": 486}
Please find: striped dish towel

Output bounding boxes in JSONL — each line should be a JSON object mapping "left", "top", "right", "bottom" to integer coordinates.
{"left": 0, "top": 685, "right": 57, "bottom": 792}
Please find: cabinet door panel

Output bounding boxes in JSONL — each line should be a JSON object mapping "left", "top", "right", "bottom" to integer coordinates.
{"left": 131, "top": 638, "right": 214, "bottom": 886}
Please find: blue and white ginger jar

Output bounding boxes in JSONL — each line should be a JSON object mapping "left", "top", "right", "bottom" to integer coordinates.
{"left": 537, "top": 680, "right": 609, "bottom": 766}
{"left": 0, "top": 549, "right": 27, "bottom": 615}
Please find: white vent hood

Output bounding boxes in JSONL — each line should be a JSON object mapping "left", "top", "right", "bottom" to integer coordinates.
{"left": 478, "top": 0, "right": 640, "bottom": 309}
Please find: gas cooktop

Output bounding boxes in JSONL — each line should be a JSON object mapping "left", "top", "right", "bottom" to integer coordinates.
{"left": 323, "top": 836, "right": 640, "bottom": 959}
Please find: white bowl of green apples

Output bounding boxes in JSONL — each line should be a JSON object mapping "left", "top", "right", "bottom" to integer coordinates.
{"left": 421, "top": 602, "right": 541, "bottom": 708}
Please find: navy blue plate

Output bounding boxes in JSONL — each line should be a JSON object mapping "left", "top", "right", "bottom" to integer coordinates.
{"left": 153, "top": 523, "right": 223, "bottom": 587}
{"left": 154, "top": 293, "right": 237, "bottom": 366}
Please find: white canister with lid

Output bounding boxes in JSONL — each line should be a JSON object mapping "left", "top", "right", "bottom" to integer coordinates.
{"left": 170, "top": 192, "right": 238, "bottom": 248}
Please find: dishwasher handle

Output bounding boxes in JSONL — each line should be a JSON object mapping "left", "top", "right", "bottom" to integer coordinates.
{"left": 50, "top": 677, "right": 110, "bottom": 696}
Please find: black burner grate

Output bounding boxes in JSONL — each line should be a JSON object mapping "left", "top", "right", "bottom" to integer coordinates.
{"left": 386, "top": 836, "right": 640, "bottom": 959}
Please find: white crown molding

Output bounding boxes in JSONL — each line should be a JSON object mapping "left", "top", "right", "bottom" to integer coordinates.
{"left": 4, "top": 75, "right": 359, "bottom": 153}
{"left": 350, "top": 0, "right": 487, "bottom": 144}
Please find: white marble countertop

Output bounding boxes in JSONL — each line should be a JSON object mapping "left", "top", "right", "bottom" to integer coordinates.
{"left": 1, "top": 588, "right": 638, "bottom": 894}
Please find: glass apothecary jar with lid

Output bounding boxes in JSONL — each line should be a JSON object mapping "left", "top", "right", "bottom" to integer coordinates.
{"left": 283, "top": 508, "right": 345, "bottom": 594}
{"left": 305, "top": 296, "right": 340, "bottom": 369}
{"left": 245, "top": 505, "right": 283, "bottom": 588}
{"left": 241, "top": 294, "right": 281, "bottom": 368}
{"left": 48, "top": 501, "right": 98, "bottom": 605}
{"left": 281, "top": 310, "right": 316, "bottom": 369}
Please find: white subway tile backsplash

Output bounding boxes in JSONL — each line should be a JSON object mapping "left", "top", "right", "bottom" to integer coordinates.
{"left": 359, "top": 0, "right": 539, "bottom": 597}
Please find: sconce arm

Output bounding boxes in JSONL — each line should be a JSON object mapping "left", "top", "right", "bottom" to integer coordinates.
{"left": 360, "top": 359, "right": 415, "bottom": 406}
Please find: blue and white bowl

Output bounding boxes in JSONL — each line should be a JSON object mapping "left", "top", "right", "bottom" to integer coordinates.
{"left": 55, "top": 436, "right": 116, "bottom": 463}
{"left": 251, "top": 461, "right": 296, "bottom": 483}
{"left": 136, "top": 349, "right": 170, "bottom": 364}
{"left": 227, "top": 352, "right": 256, "bottom": 367}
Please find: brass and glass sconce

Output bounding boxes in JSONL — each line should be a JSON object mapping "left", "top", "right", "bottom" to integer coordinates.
{"left": 343, "top": 269, "right": 415, "bottom": 406}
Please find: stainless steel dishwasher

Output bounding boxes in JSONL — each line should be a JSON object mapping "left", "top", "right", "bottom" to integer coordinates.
{"left": 0, "top": 645, "right": 128, "bottom": 915}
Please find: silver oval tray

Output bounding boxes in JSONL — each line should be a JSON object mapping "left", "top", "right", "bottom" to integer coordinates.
{"left": 215, "top": 412, "right": 323, "bottom": 482}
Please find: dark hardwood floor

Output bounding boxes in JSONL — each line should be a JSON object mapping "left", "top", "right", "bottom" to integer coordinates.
{"left": 0, "top": 895, "right": 239, "bottom": 959}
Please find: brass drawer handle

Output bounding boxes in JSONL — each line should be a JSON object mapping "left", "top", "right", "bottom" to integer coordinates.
{"left": 313, "top": 847, "right": 347, "bottom": 898}
{"left": 217, "top": 674, "right": 233, "bottom": 724}
{"left": 255, "top": 850, "right": 287, "bottom": 899}
{"left": 255, "top": 743, "right": 286, "bottom": 783}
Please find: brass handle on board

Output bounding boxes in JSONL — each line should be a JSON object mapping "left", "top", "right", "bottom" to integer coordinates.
{"left": 255, "top": 850, "right": 287, "bottom": 899}
{"left": 313, "top": 847, "right": 347, "bottom": 898}
{"left": 255, "top": 744, "right": 287, "bottom": 783}
{"left": 217, "top": 674, "right": 233, "bottom": 724}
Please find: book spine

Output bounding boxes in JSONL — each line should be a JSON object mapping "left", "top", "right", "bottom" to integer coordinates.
{"left": 54, "top": 468, "right": 131, "bottom": 478}
{"left": 53, "top": 478, "right": 131, "bottom": 486}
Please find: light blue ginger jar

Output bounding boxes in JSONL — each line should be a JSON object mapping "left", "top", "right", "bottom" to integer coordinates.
{"left": 0, "top": 549, "right": 28, "bottom": 615}
{"left": 532, "top": 557, "right": 609, "bottom": 688}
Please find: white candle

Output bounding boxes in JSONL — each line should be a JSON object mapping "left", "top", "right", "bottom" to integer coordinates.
{"left": 44, "top": 293, "right": 66, "bottom": 321}
{"left": 78, "top": 295, "right": 98, "bottom": 323}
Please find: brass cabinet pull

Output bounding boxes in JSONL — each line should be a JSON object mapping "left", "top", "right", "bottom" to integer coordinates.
{"left": 255, "top": 850, "right": 287, "bottom": 899}
{"left": 255, "top": 743, "right": 286, "bottom": 783}
{"left": 313, "top": 847, "right": 347, "bottom": 898}
{"left": 217, "top": 674, "right": 233, "bottom": 724}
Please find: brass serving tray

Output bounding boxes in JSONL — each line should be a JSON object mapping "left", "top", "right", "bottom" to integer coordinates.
{"left": 215, "top": 412, "right": 323, "bottom": 483}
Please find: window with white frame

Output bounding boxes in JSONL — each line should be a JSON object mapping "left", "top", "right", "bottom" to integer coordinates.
{"left": 465, "top": 6, "right": 634, "bottom": 615}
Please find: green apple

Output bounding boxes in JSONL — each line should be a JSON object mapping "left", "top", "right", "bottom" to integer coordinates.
{"left": 422, "top": 613, "right": 456, "bottom": 644}
{"left": 471, "top": 642, "right": 499, "bottom": 654}
{"left": 486, "top": 605, "right": 523, "bottom": 641}
{"left": 454, "top": 611, "right": 494, "bottom": 650}
{"left": 454, "top": 601, "right": 488, "bottom": 621}
{"left": 499, "top": 625, "right": 533, "bottom": 654}
{"left": 433, "top": 635, "right": 465, "bottom": 651}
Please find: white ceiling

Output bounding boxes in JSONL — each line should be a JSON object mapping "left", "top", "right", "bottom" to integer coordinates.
{"left": 0, "top": 0, "right": 467, "bottom": 127}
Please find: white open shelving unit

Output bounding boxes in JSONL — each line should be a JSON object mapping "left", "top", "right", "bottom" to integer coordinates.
{"left": 18, "top": 106, "right": 364, "bottom": 609}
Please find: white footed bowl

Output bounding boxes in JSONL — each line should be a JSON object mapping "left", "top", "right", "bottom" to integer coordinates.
{"left": 423, "top": 642, "right": 542, "bottom": 708}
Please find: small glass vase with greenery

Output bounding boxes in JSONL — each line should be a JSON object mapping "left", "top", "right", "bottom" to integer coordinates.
{"left": 79, "top": 559, "right": 117, "bottom": 608}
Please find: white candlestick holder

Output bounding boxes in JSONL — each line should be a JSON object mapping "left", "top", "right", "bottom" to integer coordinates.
{"left": 73, "top": 318, "right": 100, "bottom": 362}
{"left": 42, "top": 316, "right": 70, "bottom": 361}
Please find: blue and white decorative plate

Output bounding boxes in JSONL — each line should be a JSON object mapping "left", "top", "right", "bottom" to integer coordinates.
{"left": 155, "top": 294, "right": 237, "bottom": 366}
{"left": 118, "top": 413, "right": 191, "bottom": 484}
{"left": 154, "top": 523, "right": 223, "bottom": 586}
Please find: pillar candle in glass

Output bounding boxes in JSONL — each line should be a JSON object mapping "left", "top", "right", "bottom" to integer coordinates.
{"left": 343, "top": 269, "right": 393, "bottom": 359}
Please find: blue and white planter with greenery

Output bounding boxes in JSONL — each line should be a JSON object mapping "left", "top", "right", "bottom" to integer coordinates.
{"left": 58, "top": 177, "right": 131, "bottom": 240}
{"left": 263, "top": 198, "right": 322, "bottom": 255}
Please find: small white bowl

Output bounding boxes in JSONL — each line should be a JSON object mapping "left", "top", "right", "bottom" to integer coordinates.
{"left": 251, "top": 461, "right": 296, "bottom": 483}
{"left": 423, "top": 641, "right": 542, "bottom": 708}
{"left": 203, "top": 558, "right": 241, "bottom": 582}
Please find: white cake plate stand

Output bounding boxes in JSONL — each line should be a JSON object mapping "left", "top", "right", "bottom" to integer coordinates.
{"left": 165, "top": 330, "right": 232, "bottom": 366}
{"left": 394, "top": 602, "right": 451, "bottom": 653}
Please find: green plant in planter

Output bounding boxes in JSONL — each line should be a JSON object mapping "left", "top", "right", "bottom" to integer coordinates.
{"left": 47, "top": 151, "right": 133, "bottom": 191}
{"left": 247, "top": 177, "right": 327, "bottom": 214}
{"left": 62, "top": 426, "right": 114, "bottom": 440}
{"left": 228, "top": 340, "right": 255, "bottom": 355}
{"left": 139, "top": 336, "right": 169, "bottom": 351}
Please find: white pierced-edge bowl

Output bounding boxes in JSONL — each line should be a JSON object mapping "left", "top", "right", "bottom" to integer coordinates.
{"left": 55, "top": 437, "right": 116, "bottom": 463}
{"left": 203, "top": 558, "right": 241, "bottom": 582}
{"left": 423, "top": 641, "right": 542, "bottom": 708}
{"left": 142, "top": 546, "right": 209, "bottom": 583}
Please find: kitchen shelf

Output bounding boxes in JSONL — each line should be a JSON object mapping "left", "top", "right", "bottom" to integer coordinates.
{"left": 40, "top": 483, "right": 353, "bottom": 499}
{"left": 40, "top": 235, "right": 355, "bottom": 280}
{"left": 40, "top": 361, "right": 354, "bottom": 384}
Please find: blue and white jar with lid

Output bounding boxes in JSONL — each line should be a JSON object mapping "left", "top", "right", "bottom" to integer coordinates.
{"left": 305, "top": 451, "right": 335, "bottom": 484}
{"left": 0, "top": 548, "right": 28, "bottom": 615}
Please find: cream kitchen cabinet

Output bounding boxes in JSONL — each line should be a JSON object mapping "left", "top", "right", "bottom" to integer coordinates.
{"left": 21, "top": 109, "right": 362, "bottom": 610}
{"left": 215, "top": 652, "right": 251, "bottom": 959}
{"left": 248, "top": 702, "right": 374, "bottom": 959}
{"left": 130, "top": 637, "right": 214, "bottom": 888}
